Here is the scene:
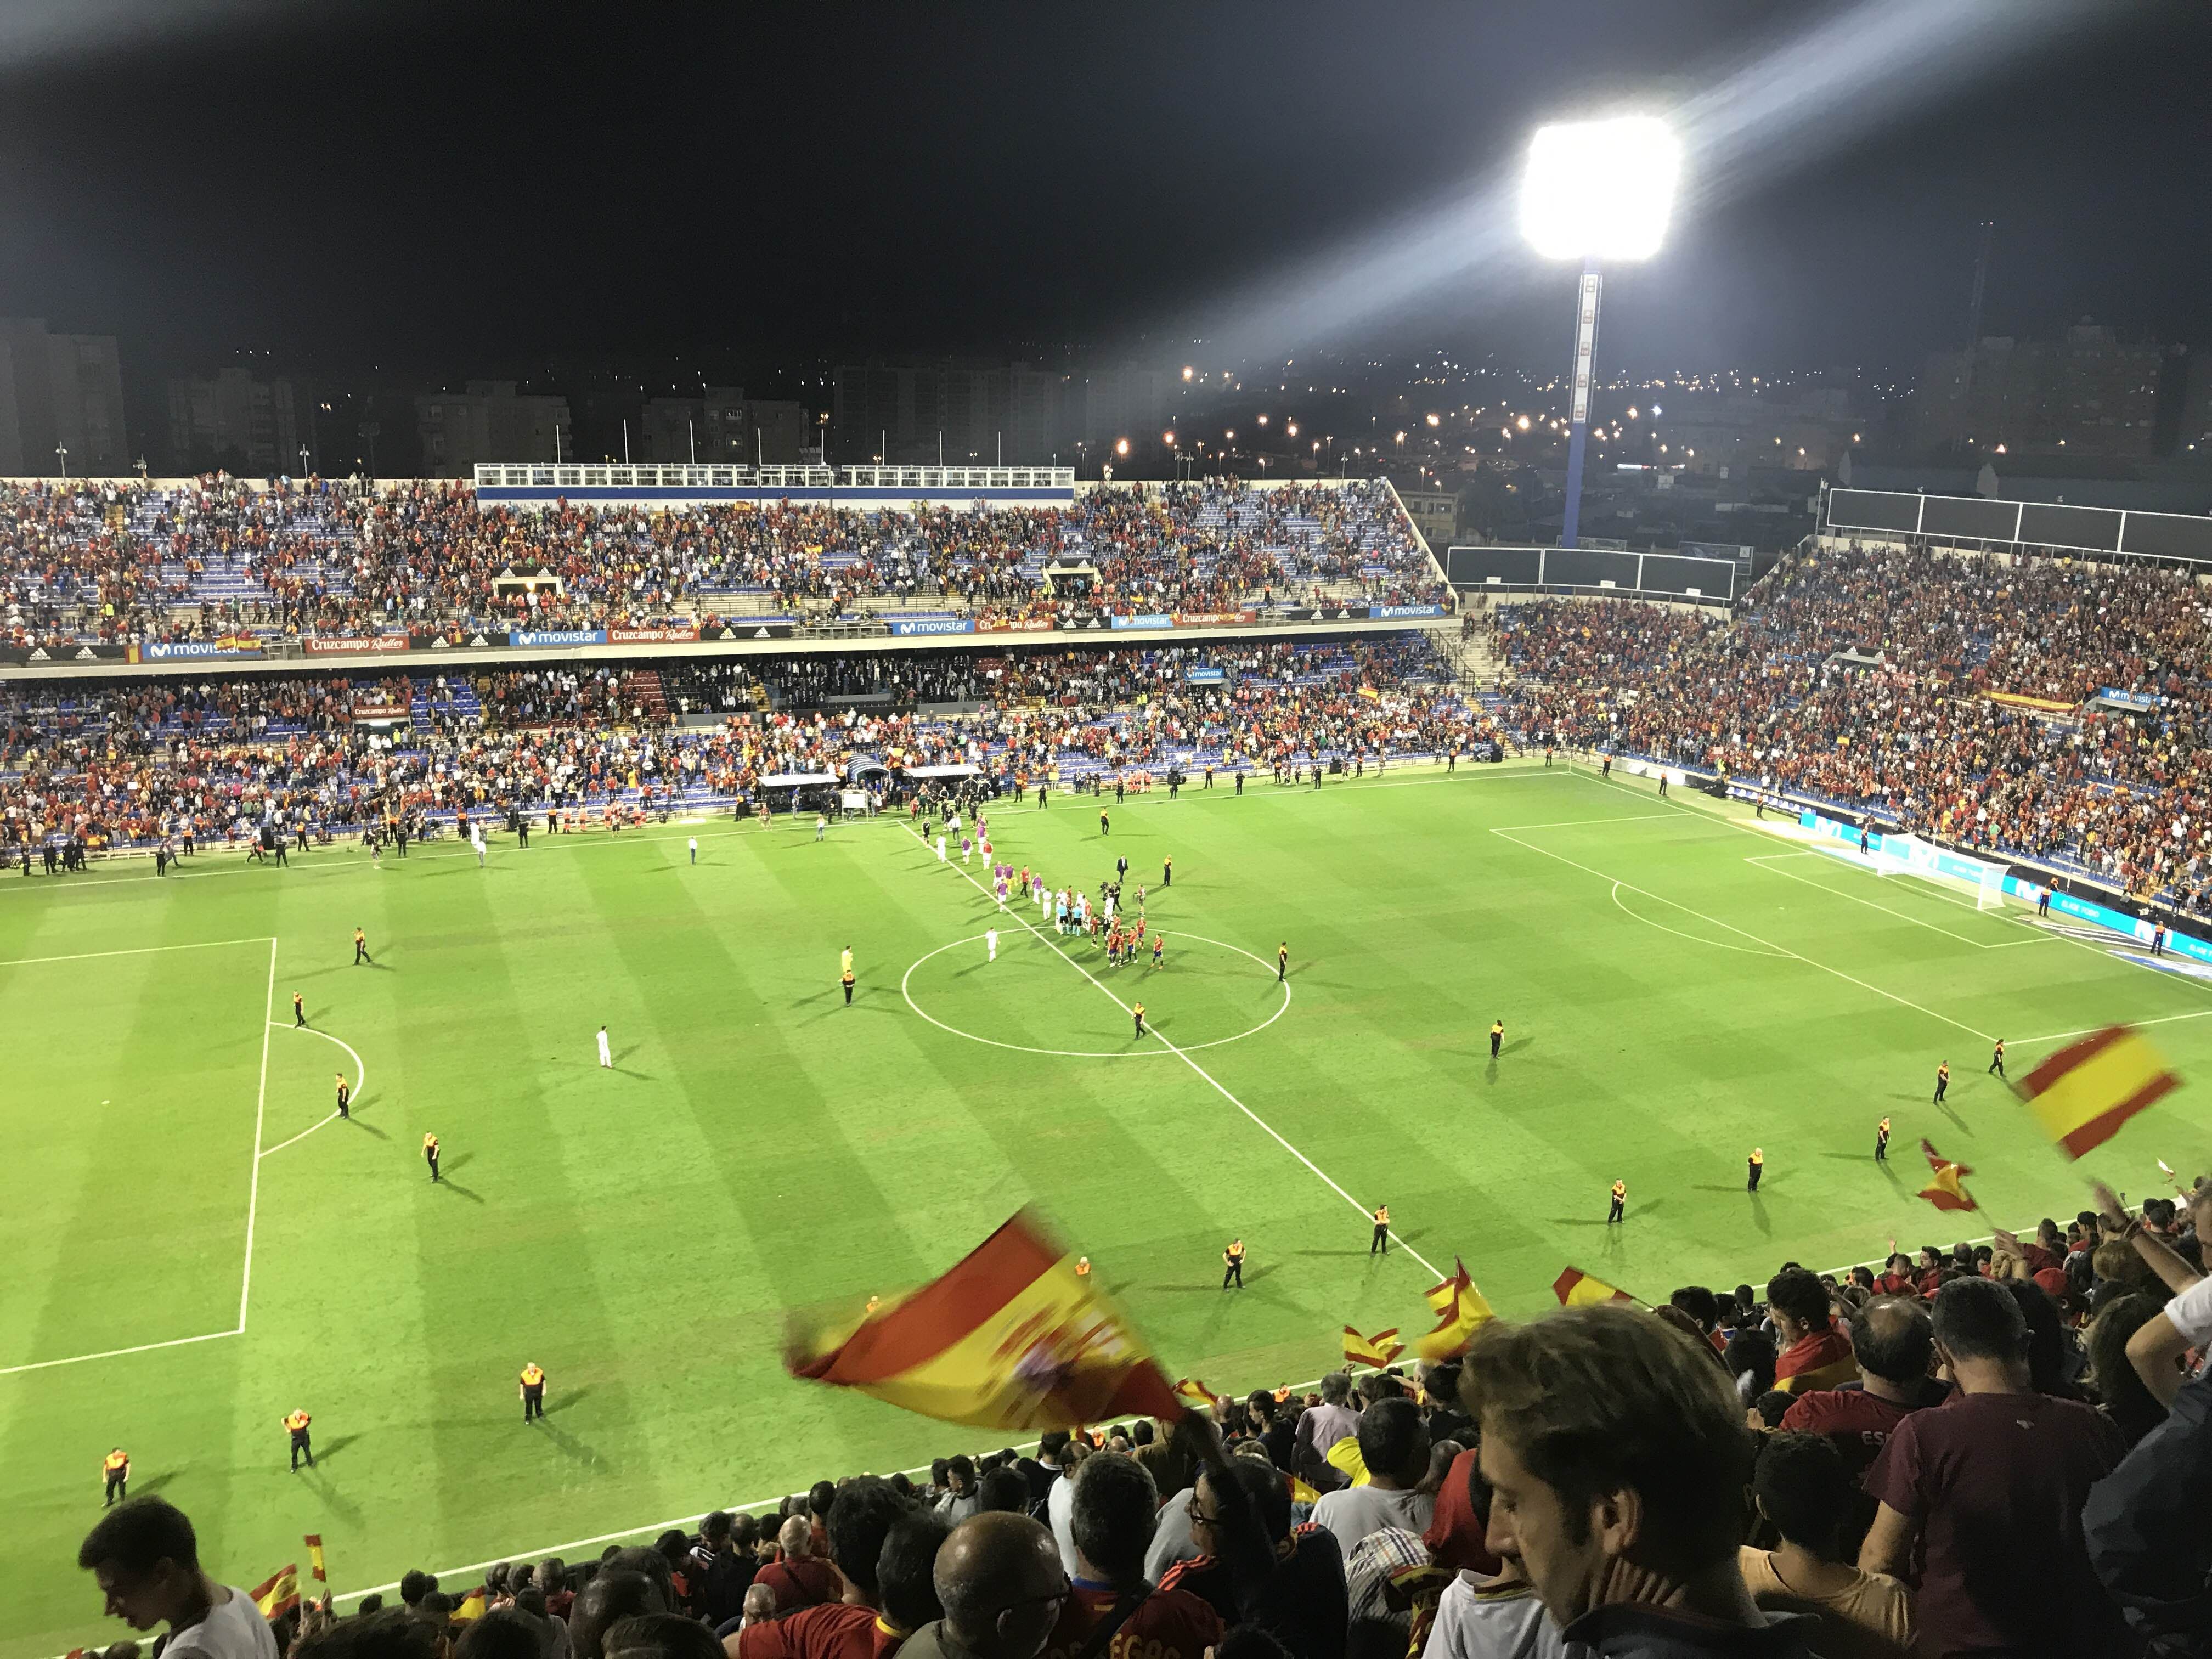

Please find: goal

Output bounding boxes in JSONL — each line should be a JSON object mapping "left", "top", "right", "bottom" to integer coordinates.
{"left": 1872, "top": 832, "right": 2010, "bottom": 910}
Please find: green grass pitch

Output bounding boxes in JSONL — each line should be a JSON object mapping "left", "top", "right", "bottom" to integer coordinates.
{"left": 5, "top": 759, "right": 2209, "bottom": 1654}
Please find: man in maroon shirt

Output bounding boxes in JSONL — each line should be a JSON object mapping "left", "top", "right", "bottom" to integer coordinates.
{"left": 737, "top": 1479, "right": 916, "bottom": 1659}
{"left": 1779, "top": 1297, "right": 1944, "bottom": 1479}
{"left": 753, "top": 1516, "right": 839, "bottom": 1615}
{"left": 1860, "top": 1278, "right": 2132, "bottom": 1657}
{"left": 1059, "top": 1453, "right": 1221, "bottom": 1659}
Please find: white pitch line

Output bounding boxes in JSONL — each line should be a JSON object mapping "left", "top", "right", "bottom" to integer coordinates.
{"left": 257, "top": 1025, "right": 370, "bottom": 1159}
{"left": 1742, "top": 855, "right": 2046, "bottom": 951}
{"left": 1496, "top": 811, "right": 1683, "bottom": 832}
{"left": 0, "top": 1326, "right": 239, "bottom": 1379}
{"left": 2012, "top": 1007, "right": 2212, "bottom": 1048}
{"left": 904, "top": 825, "right": 1444, "bottom": 1279}
{"left": 1496, "top": 827, "right": 1996, "bottom": 1044}
{"left": 0, "top": 935, "right": 275, "bottom": 967}
{"left": 238, "top": 939, "right": 276, "bottom": 1333}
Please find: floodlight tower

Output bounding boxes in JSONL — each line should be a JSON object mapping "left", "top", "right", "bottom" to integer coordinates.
{"left": 1520, "top": 117, "right": 1680, "bottom": 548}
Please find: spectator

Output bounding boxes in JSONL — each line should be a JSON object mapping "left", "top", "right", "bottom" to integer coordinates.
{"left": 2085, "top": 1293, "right": 2168, "bottom": 1447}
{"left": 1724, "top": 1328, "right": 1776, "bottom": 1404}
{"left": 1420, "top": 1447, "right": 1502, "bottom": 1576}
{"left": 571, "top": 1573, "right": 663, "bottom": 1659}
{"left": 1739, "top": 1434, "right": 1916, "bottom": 1658}
{"left": 1065, "top": 1452, "right": 1222, "bottom": 1655}
{"left": 698, "top": 1516, "right": 758, "bottom": 1630}
{"left": 456, "top": 1611, "right": 545, "bottom": 1659}
{"left": 1460, "top": 1306, "right": 1818, "bottom": 1654}
{"left": 935, "top": 1456, "right": 982, "bottom": 1525}
{"left": 2099, "top": 1177, "right": 2212, "bottom": 1406}
{"left": 76, "top": 1497, "right": 279, "bottom": 1659}
{"left": 1418, "top": 1451, "right": 1578, "bottom": 1659}
{"left": 1291, "top": 1373, "right": 1363, "bottom": 1489}
{"left": 1161, "top": 1452, "right": 1347, "bottom": 1659}
{"left": 2084, "top": 1364, "right": 2212, "bottom": 1654}
{"left": 754, "top": 1519, "right": 838, "bottom": 1614}
{"left": 1312, "top": 1398, "right": 1436, "bottom": 1555}
{"left": 895, "top": 1513, "right": 1067, "bottom": 1659}
{"left": 604, "top": 1616, "right": 723, "bottom": 1659}
{"left": 977, "top": 1467, "right": 1030, "bottom": 1515}
{"left": 1860, "top": 1277, "right": 2131, "bottom": 1657}
{"left": 1767, "top": 1268, "right": 1858, "bottom": 1395}
{"left": 735, "top": 1476, "right": 911, "bottom": 1659}
{"left": 1779, "top": 1296, "right": 1942, "bottom": 1477}
{"left": 874, "top": 1511, "right": 952, "bottom": 1642}
{"left": 294, "top": 1609, "right": 441, "bottom": 1659}
{"left": 1344, "top": 1528, "right": 1447, "bottom": 1659}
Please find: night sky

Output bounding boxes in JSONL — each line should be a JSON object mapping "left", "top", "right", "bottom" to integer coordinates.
{"left": 0, "top": 0, "right": 2205, "bottom": 381}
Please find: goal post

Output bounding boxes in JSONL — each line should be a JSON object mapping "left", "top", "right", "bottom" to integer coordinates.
{"left": 1872, "top": 832, "right": 2011, "bottom": 910}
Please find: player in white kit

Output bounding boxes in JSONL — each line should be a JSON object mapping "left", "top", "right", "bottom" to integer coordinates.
{"left": 986, "top": 928, "right": 999, "bottom": 962}
{"left": 597, "top": 1024, "right": 612, "bottom": 1068}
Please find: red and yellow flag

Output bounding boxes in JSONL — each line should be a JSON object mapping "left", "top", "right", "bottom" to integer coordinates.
{"left": 450, "top": 1587, "right": 487, "bottom": 1623}
{"left": 1918, "top": 1139, "right": 1978, "bottom": 1211}
{"left": 1173, "top": 1376, "right": 1224, "bottom": 1411}
{"left": 1342, "top": 1326, "right": 1404, "bottom": 1369}
{"left": 785, "top": 1210, "right": 1182, "bottom": 1430}
{"left": 1415, "top": 1259, "right": 1496, "bottom": 1360}
{"left": 304, "top": 1535, "right": 326, "bottom": 1584}
{"left": 2014, "top": 1025, "right": 2180, "bottom": 1159}
{"left": 251, "top": 1564, "right": 301, "bottom": 1621}
{"left": 1553, "top": 1266, "right": 1635, "bottom": 1307}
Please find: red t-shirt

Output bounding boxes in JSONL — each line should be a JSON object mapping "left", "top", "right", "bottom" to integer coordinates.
{"left": 1866, "top": 1390, "right": 2128, "bottom": 1658}
{"left": 1423, "top": 1448, "right": 1503, "bottom": 1573}
{"left": 754, "top": 1557, "right": 840, "bottom": 1614}
{"left": 1778, "top": 1388, "right": 1922, "bottom": 1477}
{"left": 1773, "top": 1327, "right": 1858, "bottom": 1393}
{"left": 737, "top": 1602, "right": 901, "bottom": 1659}
{"left": 1041, "top": 1582, "right": 1223, "bottom": 1659}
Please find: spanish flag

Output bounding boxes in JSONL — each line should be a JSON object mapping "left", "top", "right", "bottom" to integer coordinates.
{"left": 1553, "top": 1266, "right": 1635, "bottom": 1307}
{"left": 1173, "top": 1376, "right": 1224, "bottom": 1411}
{"left": 304, "top": 1534, "right": 326, "bottom": 1584}
{"left": 1344, "top": 1325, "right": 1404, "bottom": 1368}
{"left": 2014, "top": 1025, "right": 2180, "bottom": 1159}
{"left": 785, "top": 1210, "right": 1182, "bottom": 1430}
{"left": 450, "top": 1587, "right": 487, "bottom": 1623}
{"left": 251, "top": 1564, "right": 301, "bottom": 1621}
{"left": 1919, "top": 1139, "right": 1978, "bottom": 1212}
{"left": 1415, "top": 1259, "right": 1496, "bottom": 1360}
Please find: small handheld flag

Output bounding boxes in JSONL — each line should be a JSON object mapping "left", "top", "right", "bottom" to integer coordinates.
{"left": 1342, "top": 1326, "right": 1405, "bottom": 1369}
{"left": 1918, "top": 1139, "right": 1978, "bottom": 1212}
{"left": 1414, "top": 1259, "right": 1496, "bottom": 1359}
{"left": 2013, "top": 1025, "right": 2179, "bottom": 1159}
{"left": 1173, "top": 1376, "right": 1224, "bottom": 1411}
{"left": 304, "top": 1534, "right": 326, "bottom": 1584}
{"left": 251, "top": 1565, "right": 301, "bottom": 1621}
{"left": 1553, "top": 1266, "right": 1635, "bottom": 1307}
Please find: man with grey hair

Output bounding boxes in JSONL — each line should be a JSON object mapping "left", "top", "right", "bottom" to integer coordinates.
{"left": 896, "top": 1513, "right": 1068, "bottom": 1659}
{"left": 751, "top": 1517, "right": 836, "bottom": 1614}
{"left": 1861, "top": 1277, "right": 2129, "bottom": 1657}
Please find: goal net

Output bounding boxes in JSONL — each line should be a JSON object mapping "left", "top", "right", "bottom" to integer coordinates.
{"left": 1872, "top": 833, "right": 2010, "bottom": 910}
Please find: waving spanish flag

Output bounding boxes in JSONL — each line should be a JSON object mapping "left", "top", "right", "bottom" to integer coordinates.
{"left": 304, "top": 1534, "right": 326, "bottom": 1584}
{"left": 1553, "top": 1266, "right": 1635, "bottom": 1307}
{"left": 1415, "top": 1259, "right": 1496, "bottom": 1360}
{"left": 1173, "top": 1376, "right": 1225, "bottom": 1411}
{"left": 251, "top": 1564, "right": 301, "bottom": 1621}
{"left": 450, "top": 1587, "right": 487, "bottom": 1623}
{"left": 1918, "top": 1139, "right": 1978, "bottom": 1212}
{"left": 786, "top": 1210, "right": 1182, "bottom": 1431}
{"left": 1343, "top": 1326, "right": 1405, "bottom": 1369}
{"left": 2014, "top": 1025, "right": 2180, "bottom": 1159}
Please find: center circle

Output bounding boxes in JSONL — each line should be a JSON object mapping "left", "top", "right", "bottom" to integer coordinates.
{"left": 900, "top": 930, "right": 1292, "bottom": 1059}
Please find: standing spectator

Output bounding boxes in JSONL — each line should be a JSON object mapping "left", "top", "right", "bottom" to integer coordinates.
{"left": 2085, "top": 1364, "right": 2212, "bottom": 1655}
{"left": 1779, "top": 1296, "right": 1943, "bottom": 1477}
{"left": 1461, "top": 1306, "right": 1819, "bottom": 1654}
{"left": 1161, "top": 1455, "right": 1348, "bottom": 1659}
{"left": 753, "top": 1520, "right": 838, "bottom": 1615}
{"left": 1739, "top": 1435, "right": 1916, "bottom": 1658}
{"left": 1767, "top": 1268, "right": 1858, "bottom": 1395}
{"left": 735, "top": 1477, "right": 911, "bottom": 1659}
{"left": 1860, "top": 1278, "right": 2131, "bottom": 1657}
{"left": 1291, "top": 1373, "right": 1364, "bottom": 1491}
{"left": 935, "top": 1455, "right": 982, "bottom": 1525}
{"left": 1065, "top": 1453, "right": 1223, "bottom": 1655}
{"left": 1312, "top": 1400, "right": 1437, "bottom": 1555}
{"left": 1418, "top": 1452, "right": 1576, "bottom": 1659}
{"left": 894, "top": 1513, "right": 1067, "bottom": 1659}
{"left": 2085, "top": 1294, "right": 2169, "bottom": 1447}
{"left": 76, "top": 1498, "right": 279, "bottom": 1659}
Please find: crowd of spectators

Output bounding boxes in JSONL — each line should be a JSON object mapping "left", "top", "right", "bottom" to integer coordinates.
{"left": 0, "top": 637, "right": 1492, "bottom": 857}
{"left": 64, "top": 1173, "right": 2212, "bottom": 1659}
{"left": 1493, "top": 541, "right": 2212, "bottom": 923}
{"left": 0, "top": 476, "right": 1445, "bottom": 648}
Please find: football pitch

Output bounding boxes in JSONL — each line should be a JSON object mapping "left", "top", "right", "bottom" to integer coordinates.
{"left": 5, "top": 760, "right": 2209, "bottom": 1655}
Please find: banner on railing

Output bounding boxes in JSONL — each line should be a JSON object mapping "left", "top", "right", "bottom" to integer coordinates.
{"left": 304, "top": 635, "right": 412, "bottom": 656}
{"left": 1110, "top": 614, "right": 1173, "bottom": 630}
{"left": 888, "top": 618, "right": 976, "bottom": 637}
{"left": 1370, "top": 603, "right": 1446, "bottom": 619}
{"left": 608, "top": 625, "right": 700, "bottom": 645}
{"left": 510, "top": 628, "right": 608, "bottom": 648}
{"left": 1171, "top": 611, "right": 1256, "bottom": 627}
{"left": 137, "top": 641, "right": 267, "bottom": 662}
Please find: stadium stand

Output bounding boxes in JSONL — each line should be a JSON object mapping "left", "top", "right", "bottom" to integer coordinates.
{"left": 65, "top": 1178, "right": 2210, "bottom": 1657}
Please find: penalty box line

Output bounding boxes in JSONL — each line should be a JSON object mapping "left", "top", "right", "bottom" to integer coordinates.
{"left": 0, "top": 935, "right": 277, "bottom": 1378}
{"left": 900, "top": 825, "right": 1444, "bottom": 1280}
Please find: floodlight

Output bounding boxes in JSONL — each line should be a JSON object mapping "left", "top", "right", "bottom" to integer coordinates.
{"left": 1520, "top": 117, "right": 1680, "bottom": 262}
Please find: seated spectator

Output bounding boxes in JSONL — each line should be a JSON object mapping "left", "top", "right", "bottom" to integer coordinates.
{"left": 1312, "top": 1398, "right": 1436, "bottom": 1554}
{"left": 934, "top": 1456, "right": 981, "bottom": 1524}
{"left": 754, "top": 1519, "right": 838, "bottom": 1615}
{"left": 605, "top": 1617, "right": 723, "bottom": 1659}
{"left": 77, "top": 1497, "right": 279, "bottom": 1659}
{"left": 1767, "top": 1268, "right": 1858, "bottom": 1394}
{"left": 735, "top": 1476, "right": 911, "bottom": 1659}
{"left": 1461, "top": 1305, "right": 1820, "bottom": 1654}
{"left": 1860, "top": 1277, "right": 2131, "bottom": 1657}
{"left": 1779, "top": 1296, "right": 1942, "bottom": 1478}
{"left": 894, "top": 1513, "right": 1066, "bottom": 1659}
{"left": 571, "top": 1573, "right": 664, "bottom": 1659}
{"left": 1738, "top": 1434, "right": 1916, "bottom": 1658}
{"left": 977, "top": 1467, "right": 1030, "bottom": 1515}
{"left": 1161, "top": 1455, "right": 1347, "bottom": 1659}
{"left": 1065, "top": 1453, "right": 1222, "bottom": 1656}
